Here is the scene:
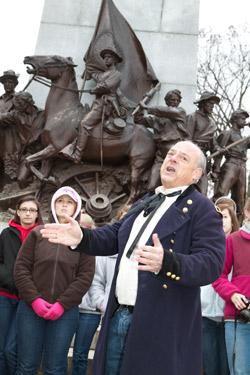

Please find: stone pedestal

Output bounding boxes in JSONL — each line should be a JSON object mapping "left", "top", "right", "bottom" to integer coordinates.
{"left": 29, "top": 0, "right": 200, "bottom": 113}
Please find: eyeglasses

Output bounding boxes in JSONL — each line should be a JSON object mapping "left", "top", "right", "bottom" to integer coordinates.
{"left": 18, "top": 208, "right": 38, "bottom": 214}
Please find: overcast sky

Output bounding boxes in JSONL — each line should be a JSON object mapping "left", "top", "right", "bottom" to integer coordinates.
{"left": 0, "top": 0, "right": 250, "bottom": 92}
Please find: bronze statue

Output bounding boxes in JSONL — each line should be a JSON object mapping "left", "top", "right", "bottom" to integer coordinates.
{"left": 0, "top": 91, "right": 45, "bottom": 183}
{"left": 0, "top": 70, "right": 20, "bottom": 185}
{"left": 0, "top": 0, "right": 160, "bottom": 221}
{"left": 134, "top": 89, "right": 188, "bottom": 190}
{"left": 65, "top": 48, "right": 132, "bottom": 163}
{"left": 212, "top": 109, "right": 250, "bottom": 217}
{"left": 23, "top": 55, "right": 155, "bottom": 202}
{"left": 186, "top": 91, "right": 221, "bottom": 194}
{"left": 0, "top": 70, "right": 19, "bottom": 113}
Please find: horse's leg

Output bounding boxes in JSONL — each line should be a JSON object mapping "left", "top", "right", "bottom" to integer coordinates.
{"left": 40, "top": 159, "right": 53, "bottom": 178}
{"left": 25, "top": 144, "right": 57, "bottom": 164}
{"left": 147, "top": 160, "right": 161, "bottom": 191}
{"left": 25, "top": 144, "right": 58, "bottom": 183}
{"left": 17, "top": 161, "right": 32, "bottom": 188}
{"left": 128, "top": 156, "right": 150, "bottom": 203}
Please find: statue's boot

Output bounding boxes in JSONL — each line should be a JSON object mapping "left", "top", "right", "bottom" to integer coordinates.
{"left": 65, "top": 127, "right": 88, "bottom": 164}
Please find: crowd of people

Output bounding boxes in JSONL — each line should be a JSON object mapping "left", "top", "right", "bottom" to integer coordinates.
{"left": 1, "top": 140, "right": 250, "bottom": 374}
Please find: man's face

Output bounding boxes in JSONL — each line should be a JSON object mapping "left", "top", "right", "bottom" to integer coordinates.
{"left": 201, "top": 100, "right": 216, "bottom": 114}
{"left": 160, "top": 142, "right": 203, "bottom": 189}
{"left": 13, "top": 97, "right": 27, "bottom": 112}
{"left": 103, "top": 53, "right": 116, "bottom": 68}
{"left": 165, "top": 94, "right": 180, "bottom": 107}
{"left": 3, "top": 79, "right": 16, "bottom": 93}
{"left": 234, "top": 114, "right": 247, "bottom": 129}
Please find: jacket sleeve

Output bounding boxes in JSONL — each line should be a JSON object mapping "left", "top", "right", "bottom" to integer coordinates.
{"left": 147, "top": 106, "right": 186, "bottom": 122}
{"left": 92, "top": 70, "right": 121, "bottom": 94}
{"left": 212, "top": 235, "right": 240, "bottom": 302}
{"left": 57, "top": 253, "right": 95, "bottom": 310}
{"left": 185, "top": 113, "right": 196, "bottom": 139}
{"left": 76, "top": 220, "right": 122, "bottom": 256}
{"left": 159, "top": 198, "right": 226, "bottom": 287}
{"left": 88, "top": 257, "right": 107, "bottom": 312}
{"left": 14, "top": 230, "right": 42, "bottom": 303}
{"left": 0, "top": 231, "right": 14, "bottom": 288}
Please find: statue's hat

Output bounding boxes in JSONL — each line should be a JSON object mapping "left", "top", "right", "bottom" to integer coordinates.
{"left": 100, "top": 48, "right": 123, "bottom": 63}
{"left": 231, "top": 109, "right": 249, "bottom": 119}
{"left": 0, "top": 70, "right": 19, "bottom": 84}
{"left": 194, "top": 91, "right": 220, "bottom": 105}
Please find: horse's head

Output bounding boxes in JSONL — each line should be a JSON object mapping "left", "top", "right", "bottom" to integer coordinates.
{"left": 24, "top": 55, "right": 77, "bottom": 80}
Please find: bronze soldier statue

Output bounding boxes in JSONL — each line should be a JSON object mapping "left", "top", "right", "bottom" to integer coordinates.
{"left": 0, "top": 70, "right": 19, "bottom": 112}
{"left": 134, "top": 89, "right": 188, "bottom": 190}
{"left": 0, "top": 91, "right": 44, "bottom": 182}
{"left": 66, "top": 47, "right": 127, "bottom": 163}
{"left": 0, "top": 70, "right": 20, "bottom": 184}
{"left": 0, "top": 91, "right": 44, "bottom": 154}
{"left": 212, "top": 109, "right": 250, "bottom": 217}
{"left": 186, "top": 91, "right": 221, "bottom": 194}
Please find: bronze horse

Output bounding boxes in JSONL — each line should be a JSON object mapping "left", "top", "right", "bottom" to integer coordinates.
{"left": 23, "top": 55, "right": 156, "bottom": 201}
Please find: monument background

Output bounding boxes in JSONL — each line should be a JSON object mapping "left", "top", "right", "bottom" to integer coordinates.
{"left": 29, "top": 0, "right": 200, "bottom": 113}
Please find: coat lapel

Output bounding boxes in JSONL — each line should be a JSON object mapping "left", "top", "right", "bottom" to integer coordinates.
{"left": 150, "top": 203, "right": 190, "bottom": 244}
{"left": 118, "top": 185, "right": 197, "bottom": 251}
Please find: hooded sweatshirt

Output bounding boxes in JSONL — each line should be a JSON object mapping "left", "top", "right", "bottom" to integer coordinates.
{"left": 14, "top": 186, "right": 95, "bottom": 309}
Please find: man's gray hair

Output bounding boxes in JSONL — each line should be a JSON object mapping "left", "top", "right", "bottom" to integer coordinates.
{"left": 192, "top": 142, "right": 206, "bottom": 173}
{"left": 178, "top": 140, "right": 206, "bottom": 173}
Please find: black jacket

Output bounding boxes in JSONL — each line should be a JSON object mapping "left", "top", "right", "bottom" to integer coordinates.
{"left": 0, "top": 226, "right": 21, "bottom": 295}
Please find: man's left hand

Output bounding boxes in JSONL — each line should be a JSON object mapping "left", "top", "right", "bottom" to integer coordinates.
{"left": 134, "top": 233, "right": 164, "bottom": 273}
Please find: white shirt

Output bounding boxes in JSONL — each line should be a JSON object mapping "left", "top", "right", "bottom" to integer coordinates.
{"left": 116, "top": 185, "right": 188, "bottom": 305}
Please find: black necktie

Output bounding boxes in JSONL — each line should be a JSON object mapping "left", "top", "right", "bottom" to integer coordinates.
{"left": 126, "top": 190, "right": 181, "bottom": 258}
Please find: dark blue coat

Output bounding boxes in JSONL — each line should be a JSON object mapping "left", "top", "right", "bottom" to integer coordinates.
{"left": 79, "top": 186, "right": 225, "bottom": 375}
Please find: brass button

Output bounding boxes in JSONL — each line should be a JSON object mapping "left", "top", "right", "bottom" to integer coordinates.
{"left": 187, "top": 199, "right": 193, "bottom": 205}
{"left": 170, "top": 239, "right": 175, "bottom": 244}
{"left": 182, "top": 207, "right": 188, "bottom": 213}
{"left": 171, "top": 274, "right": 176, "bottom": 279}
{"left": 162, "top": 284, "right": 168, "bottom": 289}
{"left": 175, "top": 276, "right": 180, "bottom": 281}
{"left": 166, "top": 272, "right": 171, "bottom": 277}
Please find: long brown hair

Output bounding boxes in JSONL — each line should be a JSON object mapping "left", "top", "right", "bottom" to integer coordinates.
{"left": 216, "top": 203, "right": 239, "bottom": 233}
{"left": 13, "top": 195, "right": 43, "bottom": 225}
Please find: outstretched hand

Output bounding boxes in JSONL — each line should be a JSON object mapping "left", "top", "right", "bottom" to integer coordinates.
{"left": 133, "top": 233, "right": 164, "bottom": 273}
{"left": 40, "top": 215, "right": 82, "bottom": 246}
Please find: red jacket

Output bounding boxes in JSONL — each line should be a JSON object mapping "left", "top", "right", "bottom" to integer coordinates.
{"left": 213, "top": 230, "right": 250, "bottom": 319}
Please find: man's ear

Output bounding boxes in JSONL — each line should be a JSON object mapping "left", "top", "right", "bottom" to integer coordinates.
{"left": 192, "top": 168, "right": 203, "bottom": 183}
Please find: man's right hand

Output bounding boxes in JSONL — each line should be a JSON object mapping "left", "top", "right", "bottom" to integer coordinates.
{"left": 40, "top": 215, "right": 82, "bottom": 246}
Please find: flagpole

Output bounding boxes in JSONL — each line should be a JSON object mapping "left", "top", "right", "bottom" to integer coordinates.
{"left": 79, "top": 68, "right": 87, "bottom": 101}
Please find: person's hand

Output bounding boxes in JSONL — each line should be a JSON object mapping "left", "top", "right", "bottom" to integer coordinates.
{"left": 31, "top": 298, "right": 52, "bottom": 318}
{"left": 43, "top": 302, "right": 64, "bottom": 321}
{"left": 40, "top": 215, "right": 82, "bottom": 246}
{"left": 231, "top": 293, "right": 249, "bottom": 310}
{"left": 139, "top": 100, "right": 148, "bottom": 110}
{"left": 133, "top": 233, "right": 164, "bottom": 273}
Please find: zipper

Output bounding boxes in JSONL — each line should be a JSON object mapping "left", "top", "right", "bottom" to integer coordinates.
{"left": 51, "top": 244, "right": 60, "bottom": 298}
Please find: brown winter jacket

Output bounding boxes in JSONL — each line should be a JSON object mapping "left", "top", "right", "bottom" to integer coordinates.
{"left": 14, "top": 226, "right": 95, "bottom": 310}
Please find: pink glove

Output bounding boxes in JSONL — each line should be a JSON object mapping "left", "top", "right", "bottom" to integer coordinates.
{"left": 31, "top": 298, "right": 52, "bottom": 318}
{"left": 43, "top": 302, "right": 64, "bottom": 321}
